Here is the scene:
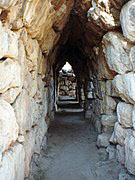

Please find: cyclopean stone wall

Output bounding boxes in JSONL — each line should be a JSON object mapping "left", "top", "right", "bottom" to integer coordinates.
{"left": 0, "top": 0, "right": 135, "bottom": 178}
{"left": 58, "top": 70, "right": 76, "bottom": 98}
{"left": 0, "top": 0, "right": 74, "bottom": 179}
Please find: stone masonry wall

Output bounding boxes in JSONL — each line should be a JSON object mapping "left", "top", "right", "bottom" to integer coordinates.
{"left": 0, "top": 0, "right": 74, "bottom": 179}
{"left": 0, "top": 0, "right": 135, "bottom": 178}
{"left": 58, "top": 70, "right": 76, "bottom": 98}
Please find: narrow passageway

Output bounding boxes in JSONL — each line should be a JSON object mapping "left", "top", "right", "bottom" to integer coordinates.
{"left": 30, "top": 101, "right": 123, "bottom": 180}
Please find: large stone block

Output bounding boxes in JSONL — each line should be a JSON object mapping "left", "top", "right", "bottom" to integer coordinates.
{"left": 113, "top": 73, "right": 135, "bottom": 104}
{"left": 110, "top": 122, "right": 132, "bottom": 145}
{"left": 0, "top": 100, "right": 18, "bottom": 153}
{"left": 102, "top": 31, "right": 132, "bottom": 74}
{"left": 98, "top": 46, "right": 116, "bottom": 80}
{"left": 0, "top": 58, "right": 22, "bottom": 93}
{"left": 120, "top": 0, "right": 135, "bottom": 42}
{"left": 23, "top": 130, "right": 36, "bottom": 177}
{"left": 116, "top": 144, "right": 125, "bottom": 165}
{"left": 97, "top": 133, "right": 111, "bottom": 148}
{"left": 125, "top": 135, "right": 135, "bottom": 175}
{"left": 101, "top": 114, "right": 117, "bottom": 127}
{"left": 0, "top": 143, "right": 25, "bottom": 180}
{"left": 88, "top": 0, "right": 120, "bottom": 30}
{"left": 105, "top": 80, "right": 119, "bottom": 97}
{"left": 0, "top": 24, "right": 18, "bottom": 59}
{"left": 117, "top": 102, "right": 133, "bottom": 128}
{"left": 13, "top": 90, "right": 38, "bottom": 134}
{"left": 0, "top": 0, "right": 17, "bottom": 8}
{"left": 103, "top": 96, "right": 116, "bottom": 114}
{"left": 0, "top": 87, "right": 22, "bottom": 104}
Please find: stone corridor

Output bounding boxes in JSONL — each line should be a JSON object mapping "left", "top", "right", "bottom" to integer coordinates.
{"left": 30, "top": 100, "right": 125, "bottom": 180}
{"left": 1, "top": 0, "right": 135, "bottom": 179}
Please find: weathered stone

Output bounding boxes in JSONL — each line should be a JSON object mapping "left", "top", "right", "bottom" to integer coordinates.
{"left": 106, "top": 80, "right": 119, "bottom": 97}
{"left": 116, "top": 145, "right": 125, "bottom": 165}
{"left": 0, "top": 143, "right": 25, "bottom": 180}
{"left": 97, "top": 133, "right": 111, "bottom": 148}
{"left": 0, "top": 0, "right": 18, "bottom": 8}
{"left": 125, "top": 135, "right": 135, "bottom": 175}
{"left": 113, "top": 73, "right": 135, "bottom": 104}
{"left": 132, "top": 105, "right": 135, "bottom": 130}
{"left": 13, "top": 90, "right": 36, "bottom": 134}
{"left": 0, "top": 58, "right": 22, "bottom": 93}
{"left": 106, "top": 145, "right": 116, "bottom": 160}
{"left": 117, "top": 102, "right": 133, "bottom": 128}
{"left": 23, "top": 130, "right": 36, "bottom": 177}
{"left": 25, "top": 37, "right": 39, "bottom": 72}
{"left": 98, "top": 46, "right": 116, "bottom": 80}
{"left": 0, "top": 24, "right": 18, "bottom": 59}
{"left": 102, "top": 31, "right": 132, "bottom": 74}
{"left": 0, "top": 100, "right": 18, "bottom": 153}
{"left": 103, "top": 96, "right": 116, "bottom": 114}
{"left": 88, "top": 0, "right": 120, "bottom": 30}
{"left": 101, "top": 114, "right": 117, "bottom": 127}
{"left": 120, "top": 0, "right": 135, "bottom": 42}
{"left": 0, "top": 87, "right": 22, "bottom": 104}
{"left": 110, "top": 122, "right": 132, "bottom": 145}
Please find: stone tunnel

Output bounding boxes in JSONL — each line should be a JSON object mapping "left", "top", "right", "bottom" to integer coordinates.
{"left": 0, "top": 0, "right": 135, "bottom": 179}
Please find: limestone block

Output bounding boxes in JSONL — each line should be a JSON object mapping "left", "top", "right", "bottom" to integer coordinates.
{"left": 35, "top": 118, "right": 48, "bottom": 154}
{"left": 0, "top": 143, "right": 25, "bottom": 180}
{"left": 106, "top": 80, "right": 119, "bottom": 97}
{"left": 0, "top": 0, "right": 17, "bottom": 9}
{"left": 101, "top": 114, "right": 117, "bottom": 127}
{"left": 97, "top": 133, "right": 111, "bottom": 148}
{"left": 110, "top": 122, "right": 132, "bottom": 145}
{"left": 98, "top": 46, "right": 116, "bottom": 80}
{"left": 0, "top": 100, "right": 18, "bottom": 153}
{"left": 23, "top": 130, "right": 36, "bottom": 177}
{"left": 0, "top": 24, "right": 18, "bottom": 59}
{"left": 102, "top": 31, "right": 132, "bottom": 74}
{"left": 18, "top": 40, "right": 28, "bottom": 83}
{"left": 0, "top": 87, "right": 22, "bottom": 104}
{"left": 23, "top": 0, "right": 56, "bottom": 53}
{"left": 13, "top": 90, "right": 34, "bottom": 134}
{"left": 116, "top": 145, "right": 125, "bottom": 165}
{"left": 0, "top": 58, "right": 22, "bottom": 93}
{"left": 88, "top": 0, "right": 120, "bottom": 30}
{"left": 113, "top": 73, "right": 135, "bottom": 104}
{"left": 129, "top": 46, "right": 135, "bottom": 70}
{"left": 117, "top": 102, "right": 133, "bottom": 128}
{"left": 25, "top": 37, "right": 39, "bottom": 72}
{"left": 132, "top": 105, "right": 135, "bottom": 130}
{"left": 103, "top": 96, "right": 116, "bottom": 114}
{"left": 125, "top": 135, "right": 135, "bottom": 175}
{"left": 106, "top": 145, "right": 116, "bottom": 160}
{"left": 120, "top": 0, "right": 135, "bottom": 42}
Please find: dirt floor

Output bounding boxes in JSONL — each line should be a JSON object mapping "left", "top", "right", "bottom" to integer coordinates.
{"left": 29, "top": 101, "right": 132, "bottom": 180}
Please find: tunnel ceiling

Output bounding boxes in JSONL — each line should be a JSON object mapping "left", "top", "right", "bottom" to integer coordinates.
{"left": 47, "top": 0, "right": 126, "bottom": 83}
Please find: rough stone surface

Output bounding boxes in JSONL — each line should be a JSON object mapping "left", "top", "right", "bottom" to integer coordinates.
{"left": 120, "top": 0, "right": 135, "bottom": 42}
{"left": 125, "top": 135, "right": 135, "bottom": 175}
{"left": 101, "top": 114, "right": 117, "bottom": 127}
{"left": 102, "top": 31, "right": 132, "bottom": 74}
{"left": 110, "top": 122, "right": 132, "bottom": 146}
{"left": 0, "top": 58, "right": 21, "bottom": 94}
{"left": 0, "top": 143, "right": 25, "bottom": 180}
{"left": 97, "top": 133, "right": 111, "bottom": 148}
{"left": 116, "top": 145, "right": 125, "bottom": 165}
{"left": 117, "top": 102, "right": 133, "bottom": 128}
{"left": 113, "top": 73, "right": 135, "bottom": 104}
{"left": 0, "top": 100, "right": 18, "bottom": 153}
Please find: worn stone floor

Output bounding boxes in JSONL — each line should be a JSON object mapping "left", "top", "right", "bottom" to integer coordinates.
{"left": 30, "top": 101, "right": 132, "bottom": 180}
